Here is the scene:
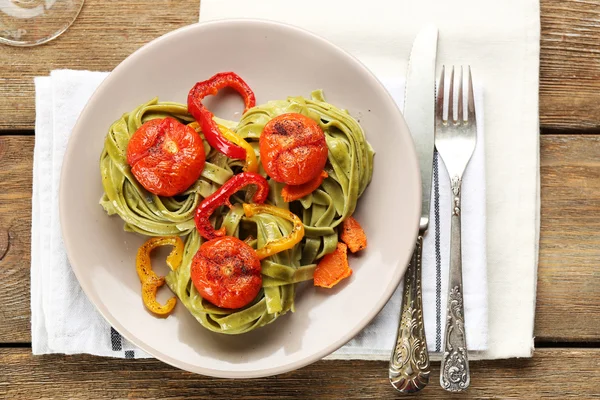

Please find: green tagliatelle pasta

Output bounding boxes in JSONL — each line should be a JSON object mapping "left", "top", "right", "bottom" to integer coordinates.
{"left": 165, "top": 182, "right": 317, "bottom": 334}
{"left": 100, "top": 98, "right": 235, "bottom": 236}
{"left": 100, "top": 91, "right": 374, "bottom": 334}
{"left": 236, "top": 90, "right": 374, "bottom": 263}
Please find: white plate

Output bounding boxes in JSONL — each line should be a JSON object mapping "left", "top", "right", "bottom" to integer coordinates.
{"left": 60, "top": 19, "right": 420, "bottom": 378}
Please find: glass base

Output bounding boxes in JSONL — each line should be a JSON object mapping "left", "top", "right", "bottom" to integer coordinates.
{"left": 0, "top": 0, "right": 84, "bottom": 46}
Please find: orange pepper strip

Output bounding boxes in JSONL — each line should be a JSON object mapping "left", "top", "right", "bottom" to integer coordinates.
{"left": 340, "top": 216, "right": 368, "bottom": 253}
{"left": 136, "top": 236, "right": 184, "bottom": 316}
{"left": 313, "top": 242, "right": 352, "bottom": 288}
{"left": 242, "top": 203, "right": 305, "bottom": 260}
{"left": 281, "top": 171, "right": 328, "bottom": 202}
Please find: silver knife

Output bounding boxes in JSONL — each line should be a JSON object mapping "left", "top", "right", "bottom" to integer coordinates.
{"left": 389, "top": 24, "right": 438, "bottom": 394}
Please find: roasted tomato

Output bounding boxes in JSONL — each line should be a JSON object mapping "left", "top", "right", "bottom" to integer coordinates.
{"left": 191, "top": 236, "right": 262, "bottom": 309}
{"left": 127, "top": 117, "right": 206, "bottom": 197}
{"left": 259, "top": 113, "right": 328, "bottom": 185}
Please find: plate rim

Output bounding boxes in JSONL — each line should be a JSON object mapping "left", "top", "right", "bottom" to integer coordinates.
{"left": 59, "top": 18, "right": 421, "bottom": 378}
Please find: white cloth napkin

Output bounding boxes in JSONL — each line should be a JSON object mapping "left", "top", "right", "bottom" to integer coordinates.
{"left": 332, "top": 77, "right": 487, "bottom": 359}
{"left": 32, "top": 70, "right": 147, "bottom": 358}
{"left": 32, "top": 69, "right": 487, "bottom": 358}
{"left": 200, "top": 0, "right": 540, "bottom": 360}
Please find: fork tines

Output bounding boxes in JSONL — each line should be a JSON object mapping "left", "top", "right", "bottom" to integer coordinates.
{"left": 438, "top": 66, "right": 476, "bottom": 124}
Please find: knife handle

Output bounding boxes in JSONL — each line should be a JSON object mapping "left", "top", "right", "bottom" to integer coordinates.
{"left": 389, "top": 235, "right": 430, "bottom": 393}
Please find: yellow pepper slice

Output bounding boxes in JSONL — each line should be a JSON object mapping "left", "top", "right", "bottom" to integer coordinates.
{"left": 243, "top": 203, "right": 305, "bottom": 260}
{"left": 218, "top": 124, "right": 258, "bottom": 173}
{"left": 136, "top": 236, "right": 184, "bottom": 316}
{"left": 188, "top": 121, "right": 258, "bottom": 173}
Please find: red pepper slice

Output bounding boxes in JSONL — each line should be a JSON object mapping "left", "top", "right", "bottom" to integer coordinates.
{"left": 194, "top": 172, "right": 269, "bottom": 240}
{"left": 188, "top": 72, "right": 256, "bottom": 160}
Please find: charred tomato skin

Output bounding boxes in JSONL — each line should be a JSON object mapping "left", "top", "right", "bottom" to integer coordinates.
{"left": 190, "top": 236, "right": 262, "bottom": 309}
{"left": 259, "top": 113, "right": 328, "bottom": 185}
{"left": 127, "top": 117, "right": 206, "bottom": 197}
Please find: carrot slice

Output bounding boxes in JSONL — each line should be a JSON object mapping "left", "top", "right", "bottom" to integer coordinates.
{"left": 281, "top": 171, "right": 328, "bottom": 202}
{"left": 340, "top": 216, "right": 367, "bottom": 253}
{"left": 314, "top": 242, "right": 352, "bottom": 288}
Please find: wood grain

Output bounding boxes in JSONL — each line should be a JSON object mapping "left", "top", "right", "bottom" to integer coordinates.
{"left": 0, "top": 348, "right": 598, "bottom": 399}
{"left": 1, "top": 0, "right": 600, "bottom": 131}
{"left": 0, "top": 0, "right": 198, "bottom": 131}
{"left": 1, "top": 0, "right": 599, "bottom": 395}
{"left": 1, "top": 134, "right": 599, "bottom": 343}
{"left": 540, "top": 0, "right": 600, "bottom": 130}
{"left": 536, "top": 134, "right": 600, "bottom": 340}
{"left": 0, "top": 136, "right": 33, "bottom": 341}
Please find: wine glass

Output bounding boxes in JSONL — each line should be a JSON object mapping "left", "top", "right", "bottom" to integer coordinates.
{"left": 0, "top": 0, "right": 84, "bottom": 46}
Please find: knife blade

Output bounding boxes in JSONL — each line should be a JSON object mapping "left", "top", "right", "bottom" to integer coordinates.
{"left": 404, "top": 24, "right": 438, "bottom": 231}
{"left": 389, "top": 24, "right": 438, "bottom": 394}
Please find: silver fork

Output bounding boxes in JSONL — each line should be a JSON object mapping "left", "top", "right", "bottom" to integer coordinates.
{"left": 435, "top": 66, "right": 476, "bottom": 392}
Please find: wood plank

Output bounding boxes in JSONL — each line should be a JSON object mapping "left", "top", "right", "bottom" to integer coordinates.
{"left": 540, "top": 0, "right": 600, "bottom": 130}
{"left": 536, "top": 134, "right": 600, "bottom": 340}
{"left": 0, "top": 136, "right": 33, "bottom": 341}
{"left": 1, "top": 134, "right": 599, "bottom": 343}
{"left": 0, "top": 348, "right": 598, "bottom": 399}
{"left": 1, "top": 1, "right": 600, "bottom": 131}
{"left": 0, "top": 0, "right": 198, "bottom": 131}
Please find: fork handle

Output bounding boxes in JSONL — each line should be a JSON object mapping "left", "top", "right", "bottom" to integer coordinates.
{"left": 440, "top": 177, "right": 470, "bottom": 391}
{"left": 389, "top": 234, "right": 430, "bottom": 393}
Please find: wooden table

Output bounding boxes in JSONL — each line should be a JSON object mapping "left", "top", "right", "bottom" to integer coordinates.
{"left": 1, "top": 1, "right": 599, "bottom": 398}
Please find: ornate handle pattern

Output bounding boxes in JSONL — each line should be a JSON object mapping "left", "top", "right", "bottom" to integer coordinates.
{"left": 440, "top": 178, "right": 470, "bottom": 391}
{"left": 389, "top": 235, "right": 430, "bottom": 393}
